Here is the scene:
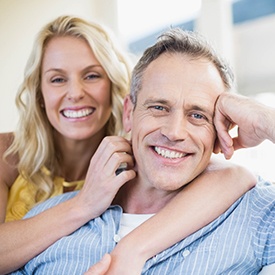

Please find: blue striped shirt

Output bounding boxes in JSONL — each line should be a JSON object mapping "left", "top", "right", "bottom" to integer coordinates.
{"left": 11, "top": 178, "right": 275, "bottom": 274}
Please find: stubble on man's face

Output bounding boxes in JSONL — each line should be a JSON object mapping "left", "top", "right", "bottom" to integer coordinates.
{"left": 128, "top": 54, "right": 225, "bottom": 193}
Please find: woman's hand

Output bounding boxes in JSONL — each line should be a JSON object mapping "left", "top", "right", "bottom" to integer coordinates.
{"left": 84, "top": 248, "right": 143, "bottom": 275}
{"left": 84, "top": 254, "right": 112, "bottom": 275}
{"left": 74, "top": 136, "right": 136, "bottom": 221}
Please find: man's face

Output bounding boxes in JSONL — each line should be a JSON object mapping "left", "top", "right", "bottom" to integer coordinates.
{"left": 124, "top": 53, "right": 226, "bottom": 191}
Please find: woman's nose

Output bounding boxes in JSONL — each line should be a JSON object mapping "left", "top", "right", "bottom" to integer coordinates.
{"left": 66, "top": 80, "right": 85, "bottom": 102}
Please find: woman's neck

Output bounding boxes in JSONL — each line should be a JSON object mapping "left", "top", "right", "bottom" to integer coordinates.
{"left": 53, "top": 131, "right": 105, "bottom": 182}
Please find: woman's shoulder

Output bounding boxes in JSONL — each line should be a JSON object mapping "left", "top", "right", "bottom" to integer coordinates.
{"left": 25, "top": 191, "right": 79, "bottom": 219}
{"left": 0, "top": 132, "right": 19, "bottom": 188}
{"left": 0, "top": 132, "right": 14, "bottom": 147}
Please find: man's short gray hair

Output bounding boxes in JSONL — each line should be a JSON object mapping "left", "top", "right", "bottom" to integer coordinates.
{"left": 130, "top": 28, "right": 234, "bottom": 106}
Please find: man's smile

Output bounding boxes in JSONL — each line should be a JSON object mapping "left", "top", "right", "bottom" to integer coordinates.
{"left": 153, "top": 146, "right": 189, "bottom": 159}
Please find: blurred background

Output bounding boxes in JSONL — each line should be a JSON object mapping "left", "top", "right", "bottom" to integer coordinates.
{"left": 0, "top": 0, "right": 275, "bottom": 180}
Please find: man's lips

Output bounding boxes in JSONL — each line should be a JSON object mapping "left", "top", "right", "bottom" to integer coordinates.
{"left": 153, "top": 146, "right": 189, "bottom": 159}
{"left": 61, "top": 107, "right": 94, "bottom": 118}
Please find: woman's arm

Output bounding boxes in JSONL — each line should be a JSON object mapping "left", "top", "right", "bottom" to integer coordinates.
{"left": 0, "top": 198, "right": 100, "bottom": 274}
{"left": 258, "top": 263, "right": 275, "bottom": 275}
{"left": 102, "top": 159, "right": 256, "bottom": 275}
{"left": 0, "top": 136, "right": 135, "bottom": 274}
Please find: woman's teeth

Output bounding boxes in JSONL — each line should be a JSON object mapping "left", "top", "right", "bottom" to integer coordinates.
{"left": 62, "top": 108, "right": 93, "bottom": 118}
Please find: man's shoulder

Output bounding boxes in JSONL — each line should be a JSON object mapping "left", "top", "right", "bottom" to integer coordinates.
{"left": 245, "top": 177, "right": 275, "bottom": 212}
{"left": 252, "top": 177, "right": 275, "bottom": 197}
{"left": 24, "top": 191, "right": 79, "bottom": 218}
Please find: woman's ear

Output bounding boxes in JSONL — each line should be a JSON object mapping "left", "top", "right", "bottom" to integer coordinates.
{"left": 123, "top": 95, "right": 134, "bottom": 133}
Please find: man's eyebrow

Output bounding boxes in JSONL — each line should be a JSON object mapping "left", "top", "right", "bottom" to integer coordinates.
{"left": 143, "top": 98, "right": 170, "bottom": 105}
{"left": 188, "top": 104, "right": 215, "bottom": 118}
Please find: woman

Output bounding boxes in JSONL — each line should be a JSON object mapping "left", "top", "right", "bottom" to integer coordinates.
{"left": 0, "top": 15, "right": 254, "bottom": 274}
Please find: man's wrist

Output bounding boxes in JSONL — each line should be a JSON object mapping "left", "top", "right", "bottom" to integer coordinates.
{"left": 259, "top": 106, "right": 275, "bottom": 143}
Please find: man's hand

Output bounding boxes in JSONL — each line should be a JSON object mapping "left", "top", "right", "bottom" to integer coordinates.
{"left": 84, "top": 254, "right": 111, "bottom": 275}
{"left": 214, "top": 93, "right": 275, "bottom": 159}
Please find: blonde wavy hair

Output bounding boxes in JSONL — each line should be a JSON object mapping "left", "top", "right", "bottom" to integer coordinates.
{"left": 5, "top": 15, "right": 132, "bottom": 202}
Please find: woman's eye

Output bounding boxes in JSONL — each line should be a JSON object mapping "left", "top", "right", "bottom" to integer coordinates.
{"left": 85, "top": 73, "right": 100, "bottom": 80}
{"left": 51, "top": 77, "right": 65, "bottom": 83}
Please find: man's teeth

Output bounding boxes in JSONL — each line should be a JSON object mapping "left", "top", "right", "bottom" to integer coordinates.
{"left": 154, "top": 147, "right": 186, "bottom": 159}
{"left": 63, "top": 109, "right": 93, "bottom": 118}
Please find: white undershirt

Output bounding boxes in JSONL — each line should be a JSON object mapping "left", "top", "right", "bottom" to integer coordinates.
{"left": 118, "top": 213, "right": 155, "bottom": 239}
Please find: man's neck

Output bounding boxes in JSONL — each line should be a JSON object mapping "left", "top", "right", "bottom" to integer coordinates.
{"left": 113, "top": 178, "right": 179, "bottom": 214}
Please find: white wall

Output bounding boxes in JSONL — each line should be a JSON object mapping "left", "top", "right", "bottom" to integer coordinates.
{"left": 234, "top": 15, "right": 275, "bottom": 96}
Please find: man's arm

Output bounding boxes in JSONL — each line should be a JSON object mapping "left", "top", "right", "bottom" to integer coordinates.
{"left": 214, "top": 92, "right": 275, "bottom": 159}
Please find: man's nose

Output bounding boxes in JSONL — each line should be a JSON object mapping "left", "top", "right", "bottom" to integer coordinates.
{"left": 160, "top": 113, "right": 189, "bottom": 142}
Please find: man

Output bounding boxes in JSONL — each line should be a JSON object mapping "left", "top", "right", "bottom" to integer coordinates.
{"left": 13, "top": 29, "right": 275, "bottom": 274}
{"left": 87, "top": 90, "right": 275, "bottom": 275}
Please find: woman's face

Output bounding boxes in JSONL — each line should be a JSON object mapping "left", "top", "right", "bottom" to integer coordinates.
{"left": 41, "top": 36, "right": 112, "bottom": 142}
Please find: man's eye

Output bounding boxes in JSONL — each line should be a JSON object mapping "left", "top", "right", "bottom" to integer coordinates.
{"left": 192, "top": 113, "right": 204, "bottom": 119}
{"left": 151, "top": 105, "right": 165, "bottom": 111}
{"left": 190, "top": 113, "right": 210, "bottom": 125}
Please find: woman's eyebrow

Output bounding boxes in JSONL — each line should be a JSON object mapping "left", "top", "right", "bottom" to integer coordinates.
{"left": 44, "top": 64, "right": 103, "bottom": 74}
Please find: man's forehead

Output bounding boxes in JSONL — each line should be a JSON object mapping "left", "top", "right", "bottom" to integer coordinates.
{"left": 138, "top": 53, "right": 225, "bottom": 104}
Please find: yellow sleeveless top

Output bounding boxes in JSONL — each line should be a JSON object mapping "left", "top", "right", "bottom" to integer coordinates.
{"left": 5, "top": 168, "right": 84, "bottom": 222}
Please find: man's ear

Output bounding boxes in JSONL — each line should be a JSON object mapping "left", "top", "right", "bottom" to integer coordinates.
{"left": 123, "top": 95, "right": 134, "bottom": 133}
